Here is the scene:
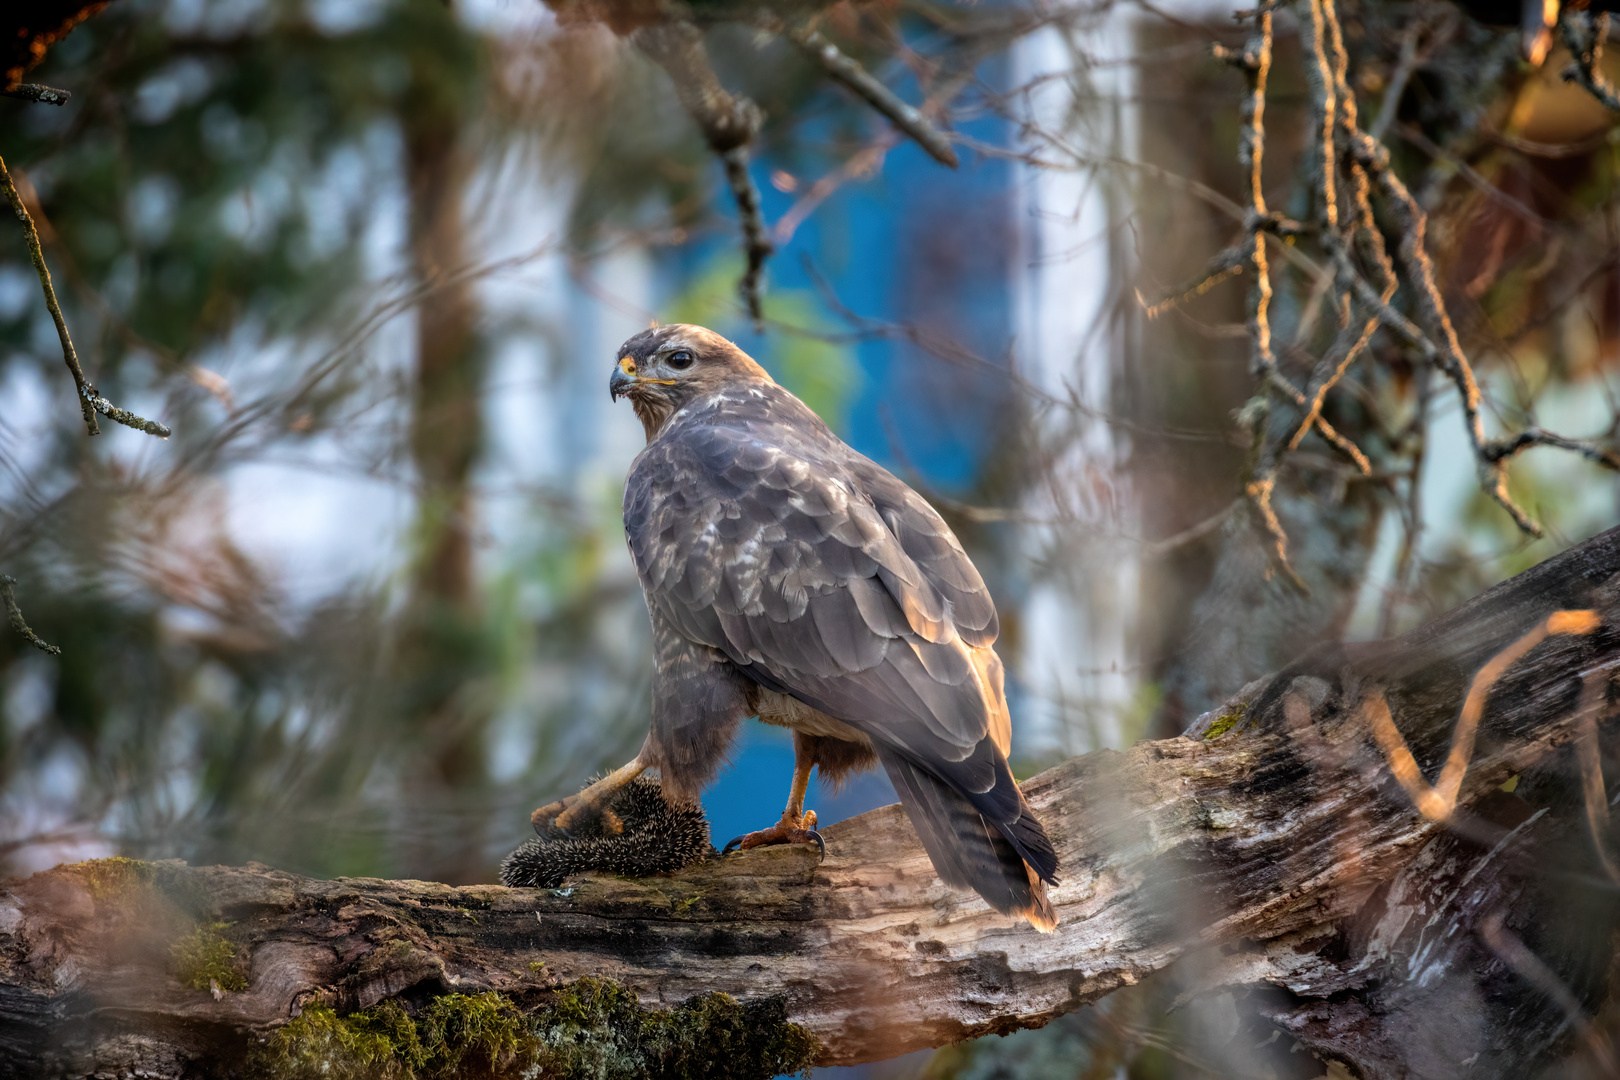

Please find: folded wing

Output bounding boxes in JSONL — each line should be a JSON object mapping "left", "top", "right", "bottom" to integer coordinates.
{"left": 626, "top": 393, "right": 1057, "bottom": 920}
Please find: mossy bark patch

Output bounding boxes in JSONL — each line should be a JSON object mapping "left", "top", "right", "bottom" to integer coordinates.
{"left": 64, "top": 856, "right": 155, "bottom": 900}
{"left": 251, "top": 979, "right": 819, "bottom": 1080}
{"left": 1203, "top": 703, "right": 1247, "bottom": 739}
{"left": 171, "top": 921, "right": 249, "bottom": 992}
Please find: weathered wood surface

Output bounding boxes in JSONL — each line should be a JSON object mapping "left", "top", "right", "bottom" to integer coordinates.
{"left": 5, "top": 527, "right": 1620, "bottom": 1078}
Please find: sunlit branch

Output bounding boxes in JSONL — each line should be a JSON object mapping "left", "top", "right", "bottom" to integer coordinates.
{"left": 1219, "top": 13, "right": 1309, "bottom": 590}
{"left": 1137, "top": 250, "right": 1244, "bottom": 320}
{"left": 1363, "top": 610, "right": 1601, "bottom": 822}
{"left": 1345, "top": 128, "right": 1538, "bottom": 534}
{"left": 1287, "top": 0, "right": 1390, "bottom": 465}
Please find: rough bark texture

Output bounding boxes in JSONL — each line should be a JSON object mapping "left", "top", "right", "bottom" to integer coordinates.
{"left": 6, "top": 528, "right": 1620, "bottom": 1079}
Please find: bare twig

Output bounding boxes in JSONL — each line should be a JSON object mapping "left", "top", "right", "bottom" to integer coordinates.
{"left": 1216, "top": 30, "right": 1275, "bottom": 381}
{"left": 1378, "top": 368, "right": 1429, "bottom": 637}
{"left": 1286, "top": 0, "right": 1390, "bottom": 465}
{"left": 1201, "top": 0, "right": 1618, "bottom": 584}
{"left": 84, "top": 391, "right": 174, "bottom": 438}
{"left": 1345, "top": 129, "right": 1539, "bottom": 534}
{"left": 787, "top": 28, "right": 959, "bottom": 167}
{"left": 1267, "top": 367, "right": 1371, "bottom": 472}
{"left": 1560, "top": 10, "right": 1620, "bottom": 112}
{"left": 1482, "top": 426, "right": 1620, "bottom": 468}
{"left": 1301, "top": 0, "right": 1339, "bottom": 232}
{"left": 1, "top": 84, "right": 71, "bottom": 106}
{"left": 773, "top": 132, "right": 897, "bottom": 246}
{"left": 0, "top": 575, "right": 60, "bottom": 656}
{"left": 1139, "top": 499, "right": 1240, "bottom": 558}
{"left": 1221, "top": 15, "right": 1311, "bottom": 590}
{"left": 1, "top": 154, "right": 96, "bottom": 434}
{"left": 0, "top": 155, "right": 171, "bottom": 439}
{"left": 1368, "top": 15, "right": 1422, "bottom": 140}
{"left": 1138, "top": 249, "right": 1244, "bottom": 320}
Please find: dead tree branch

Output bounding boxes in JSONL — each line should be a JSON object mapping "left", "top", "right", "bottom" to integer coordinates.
{"left": 8, "top": 527, "right": 1620, "bottom": 1078}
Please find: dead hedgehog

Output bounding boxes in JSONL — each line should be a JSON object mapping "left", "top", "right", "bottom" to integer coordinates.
{"left": 499, "top": 774, "right": 714, "bottom": 888}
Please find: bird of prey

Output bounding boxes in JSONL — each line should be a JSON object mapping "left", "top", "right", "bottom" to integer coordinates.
{"left": 530, "top": 324, "right": 1058, "bottom": 930}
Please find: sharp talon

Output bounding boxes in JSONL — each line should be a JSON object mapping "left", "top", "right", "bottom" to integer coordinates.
{"left": 808, "top": 830, "right": 825, "bottom": 861}
{"left": 722, "top": 835, "right": 746, "bottom": 855}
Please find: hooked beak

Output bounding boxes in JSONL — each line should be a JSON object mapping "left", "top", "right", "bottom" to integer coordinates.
{"left": 610, "top": 358, "right": 636, "bottom": 402}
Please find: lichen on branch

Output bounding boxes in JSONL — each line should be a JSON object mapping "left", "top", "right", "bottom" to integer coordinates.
{"left": 0, "top": 154, "right": 169, "bottom": 439}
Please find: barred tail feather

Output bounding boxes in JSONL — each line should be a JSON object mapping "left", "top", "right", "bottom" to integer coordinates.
{"left": 1022, "top": 863, "right": 1057, "bottom": 932}
{"left": 880, "top": 749, "right": 1058, "bottom": 932}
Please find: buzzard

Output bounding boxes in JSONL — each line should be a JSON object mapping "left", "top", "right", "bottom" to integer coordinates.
{"left": 531, "top": 324, "right": 1058, "bottom": 929}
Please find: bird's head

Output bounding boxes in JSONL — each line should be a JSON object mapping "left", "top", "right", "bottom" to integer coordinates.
{"left": 610, "top": 323, "right": 773, "bottom": 439}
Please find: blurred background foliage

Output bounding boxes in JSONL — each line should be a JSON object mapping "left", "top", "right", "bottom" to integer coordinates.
{"left": 3, "top": 0, "right": 1620, "bottom": 1075}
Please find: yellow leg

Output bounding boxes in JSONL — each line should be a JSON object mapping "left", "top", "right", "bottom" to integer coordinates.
{"left": 530, "top": 755, "right": 646, "bottom": 835}
{"left": 781, "top": 747, "right": 815, "bottom": 826}
{"left": 721, "top": 735, "right": 823, "bottom": 858}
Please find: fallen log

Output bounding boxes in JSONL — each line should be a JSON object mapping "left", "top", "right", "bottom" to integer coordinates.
{"left": 5, "top": 527, "right": 1620, "bottom": 1079}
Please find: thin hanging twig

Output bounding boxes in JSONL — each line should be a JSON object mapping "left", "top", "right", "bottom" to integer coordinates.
{"left": 0, "top": 155, "right": 170, "bottom": 439}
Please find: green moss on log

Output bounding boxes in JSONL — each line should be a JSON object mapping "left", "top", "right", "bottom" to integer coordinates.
{"left": 252, "top": 978, "right": 820, "bottom": 1080}
{"left": 63, "top": 855, "right": 216, "bottom": 916}
{"left": 64, "top": 856, "right": 154, "bottom": 899}
{"left": 537, "top": 976, "right": 819, "bottom": 1078}
{"left": 1203, "top": 702, "right": 1247, "bottom": 740}
{"left": 171, "top": 921, "right": 249, "bottom": 992}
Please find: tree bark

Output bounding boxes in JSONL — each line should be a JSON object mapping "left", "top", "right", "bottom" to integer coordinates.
{"left": 6, "top": 527, "right": 1620, "bottom": 1079}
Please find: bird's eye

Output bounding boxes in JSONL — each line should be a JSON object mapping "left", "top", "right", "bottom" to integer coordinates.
{"left": 667, "top": 349, "right": 695, "bottom": 370}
